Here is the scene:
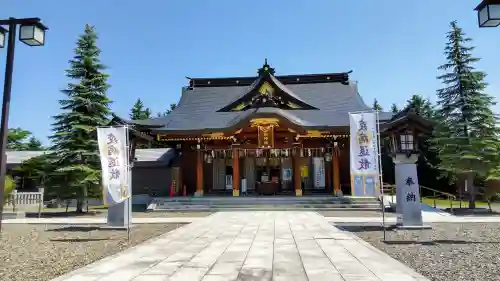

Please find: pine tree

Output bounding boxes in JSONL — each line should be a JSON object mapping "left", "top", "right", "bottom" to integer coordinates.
{"left": 432, "top": 21, "right": 499, "bottom": 208}
{"left": 157, "top": 103, "right": 177, "bottom": 117}
{"left": 130, "top": 98, "right": 151, "bottom": 120}
{"left": 404, "top": 95, "right": 435, "bottom": 119}
{"left": 372, "top": 99, "right": 383, "bottom": 111}
{"left": 48, "top": 24, "right": 112, "bottom": 212}
{"left": 390, "top": 103, "right": 399, "bottom": 114}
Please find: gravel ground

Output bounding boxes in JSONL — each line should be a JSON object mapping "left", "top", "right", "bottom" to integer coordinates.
{"left": 318, "top": 210, "right": 396, "bottom": 217}
{"left": 25, "top": 210, "right": 214, "bottom": 218}
{"left": 337, "top": 222, "right": 500, "bottom": 281}
{"left": 0, "top": 223, "right": 184, "bottom": 281}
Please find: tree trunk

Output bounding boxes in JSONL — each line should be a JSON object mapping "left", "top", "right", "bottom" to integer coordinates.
{"left": 75, "top": 185, "right": 88, "bottom": 213}
{"left": 466, "top": 172, "right": 476, "bottom": 209}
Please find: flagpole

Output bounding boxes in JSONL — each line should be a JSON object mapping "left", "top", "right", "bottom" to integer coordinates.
{"left": 375, "top": 110, "right": 387, "bottom": 241}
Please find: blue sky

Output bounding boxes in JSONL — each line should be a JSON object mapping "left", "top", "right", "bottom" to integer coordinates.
{"left": 1, "top": 0, "right": 499, "bottom": 144}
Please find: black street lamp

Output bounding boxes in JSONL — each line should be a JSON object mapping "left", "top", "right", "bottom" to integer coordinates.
{"left": 475, "top": 0, "right": 500, "bottom": 27}
{"left": 0, "top": 17, "right": 48, "bottom": 233}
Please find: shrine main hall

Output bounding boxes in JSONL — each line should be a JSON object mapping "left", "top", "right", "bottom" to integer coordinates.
{"left": 116, "top": 61, "right": 426, "bottom": 197}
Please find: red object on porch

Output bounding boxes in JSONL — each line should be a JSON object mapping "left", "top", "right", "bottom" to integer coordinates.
{"left": 169, "top": 182, "right": 175, "bottom": 197}
{"left": 182, "top": 185, "right": 186, "bottom": 196}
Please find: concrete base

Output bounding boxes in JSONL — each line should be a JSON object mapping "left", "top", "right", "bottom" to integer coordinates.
{"left": 334, "top": 190, "right": 343, "bottom": 197}
{"left": 2, "top": 211, "right": 25, "bottom": 219}
{"left": 232, "top": 190, "right": 240, "bottom": 197}
{"left": 396, "top": 225, "right": 433, "bottom": 230}
{"left": 107, "top": 199, "right": 132, "bottom": 228}
{"left": 295, "top": 189, "right": 303, "bottom": 196}
{"left": 194, "top": 190, "right": 204, "bottom": 197}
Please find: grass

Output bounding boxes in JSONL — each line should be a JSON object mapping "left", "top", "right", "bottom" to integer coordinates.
{"left": 422, "top": 197, "right": 500, "bottom": 209}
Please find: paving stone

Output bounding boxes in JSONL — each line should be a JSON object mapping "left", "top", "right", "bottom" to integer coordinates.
{"left": 142, "top": 261, "right": 182, "bottom": 275}
{"left": 167, "top": 267, "right": 209, "bottom": 281}
{"left": 132, "top": 275, "right": 169, "bottom": 281}
{"left": 51, "top": 211, "right": 430, "bottom": 281}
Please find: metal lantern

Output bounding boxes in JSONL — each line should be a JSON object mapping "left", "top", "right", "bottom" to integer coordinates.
{"left": 475, "top": 0, "right": 500, "bottom": 27}
{"left": 19, "top": 22, "right": 48, "bottom": 46}
{"left": 205, "top": 152, "right": 213, "bottom": 164}
{"left": 324, "top": 152, "right": 332, "bottom": 162}
{"left": 0, "top": 26, "right": 6, "bottom": 48}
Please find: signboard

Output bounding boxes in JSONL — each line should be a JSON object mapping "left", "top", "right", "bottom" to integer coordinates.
{"left": 257, "top": 125, "right": 275, "bottom": 148}
{"left": 313, "top": 157, "right": 326, "bottom": 188}
{"left": 395, "top": 163, "right": 423, "bottom": 226}
{"left": 97, "top": 127, "right": 130, "bottom": 205}
{"left": 349, "top": 112, "right": 380, "bottom": 196}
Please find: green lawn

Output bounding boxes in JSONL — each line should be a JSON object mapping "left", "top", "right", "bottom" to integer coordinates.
{"left": 422, "top": 197, "right": 500, "bottom": 209}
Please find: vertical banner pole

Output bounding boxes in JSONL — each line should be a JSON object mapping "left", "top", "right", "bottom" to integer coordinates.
{"left": 376, "top": 110, "right": 387, "bottom": 241}
{"left": 126, "top": 125, "right": 131, "bottom": 242}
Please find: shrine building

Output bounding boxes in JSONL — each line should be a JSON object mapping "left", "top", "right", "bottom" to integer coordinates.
{"left": 114, "top": 61, "right": 427, "bottom": 197}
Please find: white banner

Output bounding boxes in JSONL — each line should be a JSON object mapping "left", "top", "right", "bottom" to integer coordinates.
{"left": 313, "top": 157, "right": 326, "bottom": 189}
{"left": 97, "top": 126, "right": 130, "bottom": 205}
{"left": 349, "top": 112, "right": 380, "bottom": 196}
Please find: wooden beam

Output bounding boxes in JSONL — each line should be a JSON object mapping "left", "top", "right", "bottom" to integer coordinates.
{"left": 195, "top": 150, "right": 203, "bottom": 196}
{"left": 294, "top": 154, "right": 302, "bottom": 196}
{"left": 333, "top": 146, "right": 341, "bottom": 195}
{"left": 232, "top": 148, "right": 240, "bottom": 196}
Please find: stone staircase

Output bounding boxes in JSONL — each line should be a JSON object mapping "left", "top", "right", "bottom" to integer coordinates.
{"left": 147, "top": 196, "right": 381, "bottom": 212}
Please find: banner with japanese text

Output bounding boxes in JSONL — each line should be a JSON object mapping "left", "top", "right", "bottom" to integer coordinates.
{"left": 349, "top": 112, "right": 380, "bottom": 196}
{"left": 97, "top": 126, "right": 130, "bottom": 205}
{"left": 313, "top": 157, "right": 326, "bottom": 189}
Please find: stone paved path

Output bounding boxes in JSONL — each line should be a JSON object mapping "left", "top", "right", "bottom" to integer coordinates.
{"left": 51, "top": 212, "right": 429, "bottom": 281}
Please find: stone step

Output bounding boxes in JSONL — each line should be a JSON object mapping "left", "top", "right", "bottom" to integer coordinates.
{"left": 147, "top": 196, "right": 381, "bottom": 211}
{"left": 157, "top": 200, "right": 378, "bottom": 206}
{"left": 156, "top": 203, "right": 380, "bottom": 208}
{"left": 152, "top": 206, "right": 382, "bottom": 212}
{"left": 154, "top": 198, "right": 379, "bottom": 204}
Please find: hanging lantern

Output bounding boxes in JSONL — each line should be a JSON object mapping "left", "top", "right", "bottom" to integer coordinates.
{"left": 205, "top": 151, "right": 213, "bottom": 163}
{"left": 324, "top": 152, "right": 332, "bottom": 162}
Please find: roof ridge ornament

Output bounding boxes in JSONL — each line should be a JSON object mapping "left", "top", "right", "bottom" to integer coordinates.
{"left": 258, "top": 58, "right": 275, "bottom": 76}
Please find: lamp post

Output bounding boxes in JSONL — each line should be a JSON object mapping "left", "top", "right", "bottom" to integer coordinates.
{"left": 387, "top": 128, "right": 430, "bottom": 229}
{"left": 0, "top": 17, "right": 48, "bottom": 233}
{"left": 475, "top": 0, "right": 500, "bottom": 27}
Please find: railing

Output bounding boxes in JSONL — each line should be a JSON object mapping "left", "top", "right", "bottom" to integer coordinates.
{"left": 4, "top": 188, "right": 44, "bottom": 217}
{"left": 382, "top": 183, "right": 456, "bottom": 210}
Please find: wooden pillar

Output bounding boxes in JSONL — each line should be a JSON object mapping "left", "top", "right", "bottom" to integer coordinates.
{"left": 333, "top": 146, "right": 341, "bottom": 196}
{"left": 195, "top": 150, "right": 203, "bottom": 196}
{"left": 232, "top": 148, "right": 240, "bottom": 196}
{"left": 293, "top": 151, "right": 302, "bottom": 196}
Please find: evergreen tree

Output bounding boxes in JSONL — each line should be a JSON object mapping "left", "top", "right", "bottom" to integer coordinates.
{"left": 372, "top": 99, "right": 383, "bottom": 111}
{"left": 48, "top": 25, "right": 112, "bottom": 212}
{"left": 7, "top": 128, "right": 43, "bottom": 150}
{"left": 390, "top": 103, "right": 399, "bottom": 114}
{"left": 130, "top": 98, "right": 152, "bottom": 120}
{"left": 157, "top": 103, "right": 177, "bottom": 117}
{"left": 432, "top": 21, "right": 499, "bottom": 208}
{"left": 404, "top": 95, "right": 435, "bottom": 119}
{"left": 26, "top": 137, "right": 44, "bottom": 151}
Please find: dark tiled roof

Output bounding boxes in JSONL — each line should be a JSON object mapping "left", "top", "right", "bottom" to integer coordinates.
{"left": 6, "top": 149, "right": 172, "bottom": 164}
{"left": 132, "top": 75, "right": 393, "bottom": 132}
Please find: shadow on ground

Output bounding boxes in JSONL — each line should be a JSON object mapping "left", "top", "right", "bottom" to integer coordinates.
{"left": 445, "top": 208, "right": 500, "bottom": 216}
{"left": 45, "top": 226, "right": 101, "bottom": 232}
{"left": 335, "top": 224, "right": 398, "bottom": 232}
{"left": 25, "top": 211, "right": 104, "bottom": 218}
{"left": 49, "top": 237, "right": 112, "bottom": 243}
{"left": 382, "top": 240, "right": 500, "bottom": 245}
